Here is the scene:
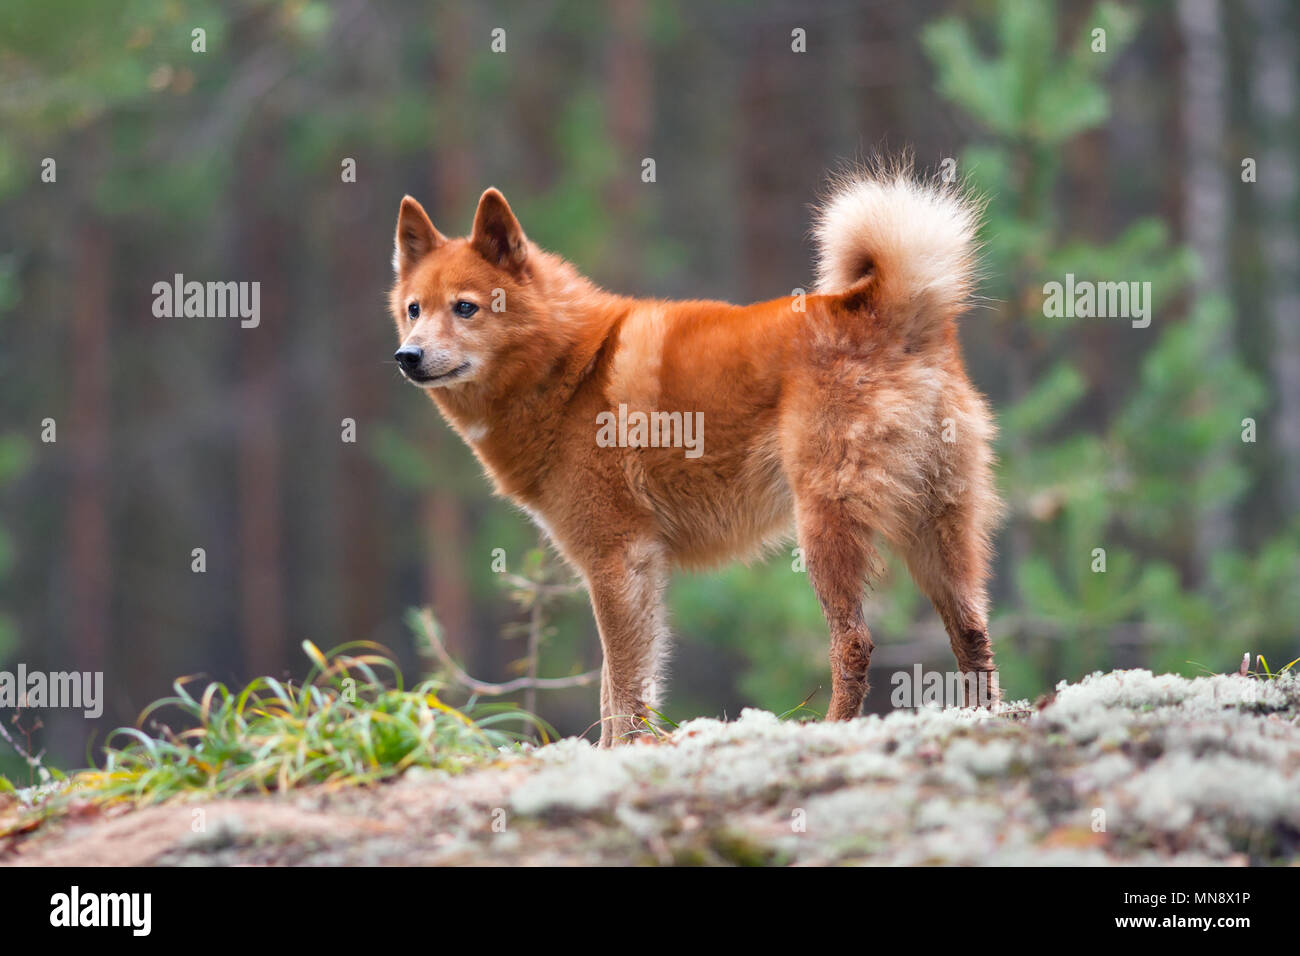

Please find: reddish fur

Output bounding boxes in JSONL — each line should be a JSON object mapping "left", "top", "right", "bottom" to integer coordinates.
{"left": 390, "top": 175, "right": 1002, "bottom": 745}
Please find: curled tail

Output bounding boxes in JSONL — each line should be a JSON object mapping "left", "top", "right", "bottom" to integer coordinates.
{"left": 812, "top": 162, "right": 982, "bottom": 341}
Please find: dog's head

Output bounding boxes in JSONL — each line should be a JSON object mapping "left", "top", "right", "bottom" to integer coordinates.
{"left": 389, "top": 188, "right": 537, "bottom": 390}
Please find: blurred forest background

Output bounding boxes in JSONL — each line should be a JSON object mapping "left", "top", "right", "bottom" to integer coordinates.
{"left": 2, "top": 0, "right": 1298, "bottom": 773}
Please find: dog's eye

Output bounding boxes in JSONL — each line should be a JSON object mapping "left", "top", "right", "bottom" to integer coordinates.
{"left": 453, "top": 300, "right": 479, "bottom": 318}
{"left": 407, "top": 302, "right": 420, "bottom": 319}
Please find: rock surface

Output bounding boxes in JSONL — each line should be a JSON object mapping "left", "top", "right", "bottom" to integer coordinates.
{"left": 3, "top": 670, "right": 1297, "bottom": 866}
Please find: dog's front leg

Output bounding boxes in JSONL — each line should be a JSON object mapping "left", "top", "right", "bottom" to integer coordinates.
{"left": 584, "top": 537, "right": 669, "bottom": 747}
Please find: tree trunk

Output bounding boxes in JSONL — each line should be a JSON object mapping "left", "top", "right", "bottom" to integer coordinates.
{"left": 333, "top": 198, "right": 386, "bottom": 647}
{"left": 738, "top": 24, "right": 787, "bottom": 298}
{"left": 603, "top": 0, "right": 652, "bottom": 290}
{"left": 67, "top": 219, "right": 111, "bottom": 680}
{"left": 1178, "top": 0, "right": 1235, "bottom": 573}
{"left": 1250, "top": 0, "right": 1300, "bottom": 515}
{"left": 236, "top": 128, "right": 286, "bottom": 679}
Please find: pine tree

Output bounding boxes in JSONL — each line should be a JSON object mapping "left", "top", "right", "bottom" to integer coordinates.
{"left": 922, "top": 0, "right": 1290, "bottom": 692}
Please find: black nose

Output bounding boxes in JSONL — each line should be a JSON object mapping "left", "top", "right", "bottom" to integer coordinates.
{"left": 394, "top": 345, "right": 423, "bottom": 373}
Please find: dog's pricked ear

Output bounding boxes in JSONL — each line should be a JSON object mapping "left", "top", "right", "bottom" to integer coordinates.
{"left": 470, "top": 188, "right": 528, "bottom": 273}
{"left": 394, "top": 196, "right": 445, "bottom": 275}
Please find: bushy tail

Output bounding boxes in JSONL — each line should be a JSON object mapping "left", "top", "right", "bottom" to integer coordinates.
{"left": 812, "top": 161, "right": 982, "bottom": 341}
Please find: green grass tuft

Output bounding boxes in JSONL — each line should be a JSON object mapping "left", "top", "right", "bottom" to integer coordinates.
{"left": 1253, "top": 654, "right": 1300, "bottom": 680}
{"left": 56, "top": 640, "right": 548, "bottom": 809}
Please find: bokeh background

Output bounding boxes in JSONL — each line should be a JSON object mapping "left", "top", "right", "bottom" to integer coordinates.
{"left": 2, "top": 0, "right": 1298, "bottom": 773}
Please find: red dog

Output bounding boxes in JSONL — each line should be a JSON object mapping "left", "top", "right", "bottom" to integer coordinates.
{"left": 391, "top": 164, "right": 1000, "bottom": 745}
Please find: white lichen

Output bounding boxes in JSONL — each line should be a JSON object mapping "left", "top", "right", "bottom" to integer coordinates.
{"left": 490, "top": 670, "right": 1299, "bottom": 864}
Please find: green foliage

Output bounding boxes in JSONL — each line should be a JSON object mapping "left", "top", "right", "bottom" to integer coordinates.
{"left": 923, "top": 1, "right": 1136, "bottom": 146}
{"left": 918, "top": 0, "right": 1287, "bottom": 695}
{"left": 671, "top": 560, "right": 827, "bottom": 709}
{"left": 369, "top": 424, "right": 440, "bottom": 490}
{"left": 60, "top": 641, "right": 542, "bottom": 807}
{"left": 1113, "top": 299, "right": 1265, "bottom": 538}
{"left": 0, "top": 256, "right": 28, "bottom": 665}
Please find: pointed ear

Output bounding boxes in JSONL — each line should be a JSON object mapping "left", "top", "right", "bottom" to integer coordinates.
{"left": 394, "top": 196, "right": 445, "bottom": 275}
{"left": 470, "top": 188, "right": 528, "bottom": 272}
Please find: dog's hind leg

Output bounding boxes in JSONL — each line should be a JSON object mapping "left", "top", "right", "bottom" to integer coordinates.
{"left": 899, "top": 504, "right": 999, "bottom": 708}
{"left": 793, "top": 494, "right": 883, "bottom": 720}
{"left": 782, "top": 375, "right": 900, "bottom": 720}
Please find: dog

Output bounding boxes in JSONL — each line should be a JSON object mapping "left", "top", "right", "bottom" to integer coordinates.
{"left": 390, "top": 163, "right": 1001, "bottom": 746}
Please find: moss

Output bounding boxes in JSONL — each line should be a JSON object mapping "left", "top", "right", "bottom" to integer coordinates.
{"left": 708, "top": 828, "right": 782, "bottom": 866}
